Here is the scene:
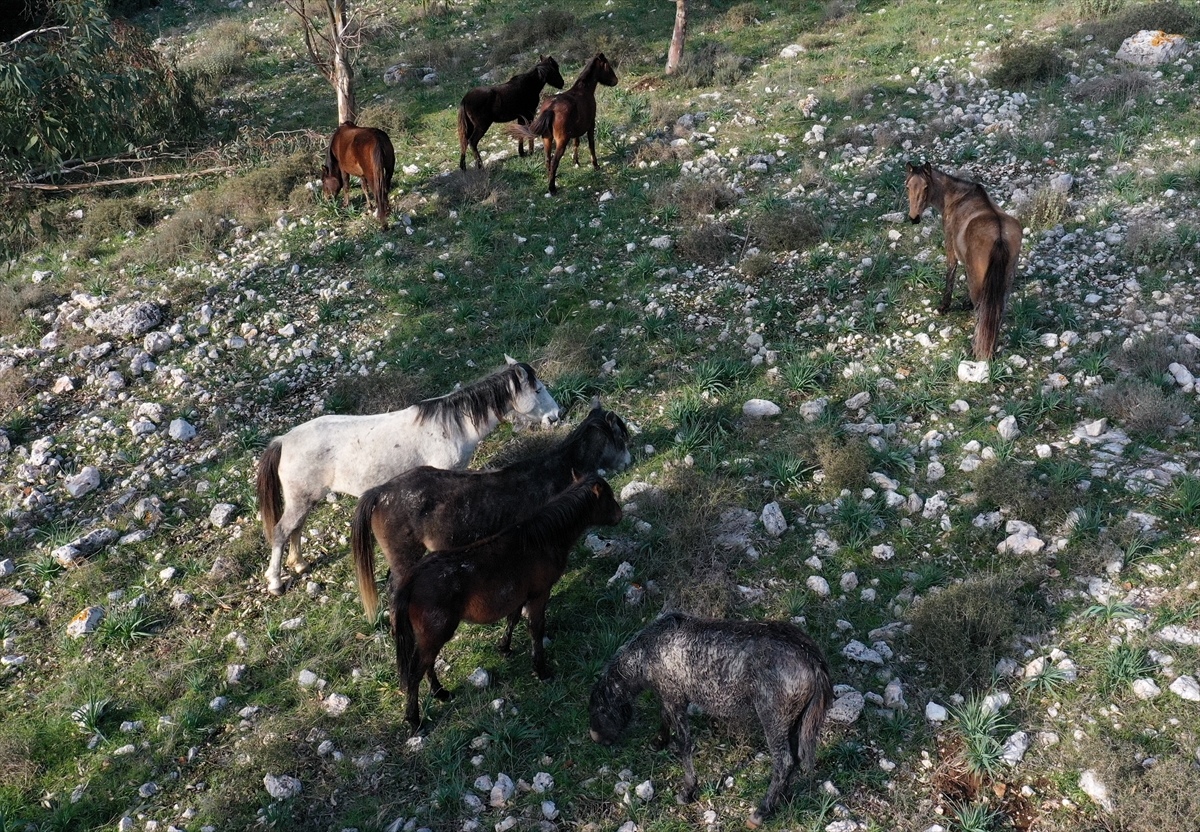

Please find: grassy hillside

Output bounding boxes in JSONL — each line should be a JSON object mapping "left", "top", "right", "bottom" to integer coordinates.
{"left": 2, "top": 1, "right": 1200, "bottom": 830}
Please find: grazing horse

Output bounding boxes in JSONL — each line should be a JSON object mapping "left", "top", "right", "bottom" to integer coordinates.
{"left": 589, "top": 613, "right": 832, "bottom": 829}
{"left": 509, "top": 52, "right": 619, "bottom": 194}
{"left": 905, "top": 162, "right": 1023, "bottom": 360}
{"left": 394, "top": 474, "right": 622, "bottom": 728}
{"left": 351, "top": 400, "right": 631, "bottom": 620}
{"left": 458, "top": 55, "right": 565, "bottom": 170}
{"left": 257, "top": 359, "right": 560, "bottom": 595}
{"left": 321, "top": 122, "right": 396, "bottom": 229}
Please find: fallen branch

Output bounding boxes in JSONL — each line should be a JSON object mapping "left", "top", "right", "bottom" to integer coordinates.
{"left": 5, "top": 166, "right": 236, "bottom": 191}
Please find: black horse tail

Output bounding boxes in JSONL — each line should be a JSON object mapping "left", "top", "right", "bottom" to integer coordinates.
{"left": 796, "top": 663, "right": 832, "bottom": 772}
{"left": 974, "top": 234, "right": 1011, "bottom": 360}
{"left": 256, "top": 440, "right": 283, "bottom": 549}
{"left": 371, "top": 140, "right": 389, "bottom": 225}
{"left": 393, "top": 578, "right": 418, "bottom": 688}
{"left": 457, "top": 103, "right": 471, "bottom": 170}
{"left": 351, "top": 488, "right": 382, "bottom": 620}
{"left": 510, "top": 106, "right": 554, "bottom": 141}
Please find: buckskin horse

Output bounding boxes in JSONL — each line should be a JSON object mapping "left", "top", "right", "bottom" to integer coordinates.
{"left": 509, "top": 52, "right": 619, "bottom": 194}
{"left": 905, "top": 162, "right": 1022, "bottom": 360}
{"left": 458, "top": 55, "right": 565, "bottom": 170}
{"left": 321, "top": 122, "right": 395, "bottom": 229}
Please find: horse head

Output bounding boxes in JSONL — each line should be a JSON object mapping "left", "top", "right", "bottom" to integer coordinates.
{"left": 904, "top": 161, "right": 931, "bottom": 224}
{"left": 591, "top": 52, "right": 619, "bottom": 87}
{"left": 539, "top": 55, "right": 565, "bottom": 89}
{"left": 320, "top": 164, "right": 342, "bottom": 199}
{"left": 508, "top": 361, "right": 561, "bottom": 427}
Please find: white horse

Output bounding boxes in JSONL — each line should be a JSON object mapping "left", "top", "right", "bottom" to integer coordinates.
{"left": 257, "top": 359, "right": 560, "bottom": 594}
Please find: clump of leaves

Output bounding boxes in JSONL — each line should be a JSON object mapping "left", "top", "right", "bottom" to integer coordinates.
{"left": 948, "top": 694, "right": 1016, "bottom": 780}
{"left": 1100, "top": 643, "right": 1155, "bottom": 693}
{"left": 1160, "top": 474, "right": 1200, "bottom": 526}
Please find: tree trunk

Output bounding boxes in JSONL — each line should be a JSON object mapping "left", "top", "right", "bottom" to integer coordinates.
{"left": 331, "top": 0, "right": 356, "bottom": 124}
{"left": 665, "top": 0, "right": 688, "bottom": 75}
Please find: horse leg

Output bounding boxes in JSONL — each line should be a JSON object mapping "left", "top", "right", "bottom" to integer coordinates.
{"left": 526, "top": 595, "right": 553, "bottom": 678}
{"left": 548, "top": 138, "right": 567, "bottom": 196}
{"left": 515, "top": 116, "right": 528, "bottom": 158}
{"left": 427, "top": 664, "right": 453, "bottom": 701}
{"left": 937, "top": 259, "right": 959, "bottom": 315}
{"left": 266, "top": 502, "right": 309, "bottom": 594}
{"left": 662, "top": 700, "right": 698, "bottom": 803}
{"left": 471, "top": 119, "right": 490, "bottom": 169}
{"left": 588, "top": 128, "right": 599, "bottom": 169}
{"left": 340, "top": 172, "right": 352, "bottom": 208}
{"left": 573, "top": 137, "right": 581, "bottom": 167}
{"left": 498, "top": 608, "right": 522, "bottom": 656}
{"left": 748, "top": 708, "right": 799, "bottom": 828}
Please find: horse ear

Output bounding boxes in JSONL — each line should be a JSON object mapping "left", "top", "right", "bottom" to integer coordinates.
{"left": 590, "top": 395, "right": 602, "bottom": 412}
{"left": 571, "top": 468, "right": 582, "bottom": 482}
{"left": 923, "top": 162, "right": 932, "bottom": 174}
{"left": 504, "top": 354, "right": 517, "bottom": 365}
{"left": 905, "top": 162, "right": 914, "bottom": 173}
{"left": 592, "top": 483, "right": 603, "bottom": 497}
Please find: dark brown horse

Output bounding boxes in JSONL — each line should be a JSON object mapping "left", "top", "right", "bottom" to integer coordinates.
{"left": 458, "top": 55, "right": 565, "bottom": 170}
{"left": 321, "top": 122, "right": 395, "bottom": 229}
{"left": 393, "top": 473, "right": 622, "bottom": 728}
{"left": 509, "top": 53, "right": 618, "bottom": 194}
{"left": 905, "top": 162, "right": 1023, "bottom": 360}
{"left": 351, "top": 400, "right": 631, "bottom": 620}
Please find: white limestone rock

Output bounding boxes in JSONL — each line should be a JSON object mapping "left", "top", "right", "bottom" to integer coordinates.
{"left": 263, "top": 774, "right": 302, "bottom": 800}
{"left": 743, "top": 398, "right": 781, "bottom": 418}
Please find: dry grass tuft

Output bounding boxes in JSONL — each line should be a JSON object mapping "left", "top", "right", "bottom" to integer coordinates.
{"left": 433, "top": 168, "right": 509, "bottom": 209}
{"left": 324, "top": 368, "right": 428, "bottom": 416}
{"left": 672, "top": 42, "right": 746, "bottom": 88}
{"left": 0, "top": 367, "right": 28, "bottom": 420}
{"left": 1079, "top": 1, "right": 1200, "bottom": 50}
{"left": 816, "top": 436, "right": 870, "bottom": 494}
{"left": 181, "top": 19, "right": 264, "bottom": 97}
{"left": 1088, "top": 740, "right": 1200, "bottom": 831}
{"left": 721, "top": 3, "right": 761, "bottom": 31}
{"left": 750, "top": 202, "right": 823, "bottom": 253}
{"left": 1093, "top": 377, "right": 1187, "bottom": 435}
{"left": 655, "top": 177, "right": 738, "bottom": 218}
{"left": 1110, "top": 332, "right": 1188, "bottom": 381}
{"left": 990, "top": 39, "right": 1067, "bottom": 89}
{"left": 1021, "top": 187, "right": 1070, "bottom": 231}
{"left": 1072, "top": 68, "right": 1154, "bottom": 104}
{"left": 906, "top": 573, "right": 1041, "bottom": 691}
{"left": 677, "top": 221, "right": 737, "bottom": 265}
{"left": 491, "top": 9, "right": 576, "bottom": 60}
{"left": 973, "top": 460, "right": 1077, "bottom": 531}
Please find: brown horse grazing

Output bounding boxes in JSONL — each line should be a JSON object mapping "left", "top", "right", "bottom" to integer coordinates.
{"left": 458, "top": 55, "right": 565, "bottom": 170}
{"left": 351, "top": 400, "right": 631, "bottom": 620}
{"left": 905, "top": 162, "right": 1022, "bottom": 360}
{"left": 393, "top": 473, "right": 622, "bottom": 728}
{"left": 321, "top": 122, "right": 395, "bottom": 229}
{"left": 509, "top": 52, "right": 619, "bottom": 194}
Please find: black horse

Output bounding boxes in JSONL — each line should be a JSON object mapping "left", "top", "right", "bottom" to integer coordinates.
{"left": 351, "top": 399, "right": 631, "bottom": 619}
{"left": 590, "top": 613, "right": 832, "bottom": 828}
{"left": 458, "top": 55, "right": 565, "bottom": 170}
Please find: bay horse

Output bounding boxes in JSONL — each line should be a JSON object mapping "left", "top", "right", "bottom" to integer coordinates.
{"left": 509, "top": 52, "right": 619, "bottom": 194}
{"left": 905, "top": 162, "right": 1023, "bottom": 360}
{"left": 351, "top": 399, "right": 631, "bottom": 620}
{"left": 458, "top": 55, "right": 565, "bottom": 170}
{"left": 394, "top": 473, "right": 623, "bottom": 728}
{"left": 321, "top": 122, "right": 396, "bottom": 229}
{"left": 589, "top": 613, "right": 832, "bottom": 829}
{"left": 257, "top": 358, "right": 560, "bottom": 595}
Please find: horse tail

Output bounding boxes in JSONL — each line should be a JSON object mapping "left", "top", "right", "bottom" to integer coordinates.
{"left": 371, "top": 140, "right": 389, "bottom": 223}
{"left": 457, "top": 102, "right": 471, "bottom": 168}
{"left": 511, "top": 106, "right": 554, "bottom": 140}
{"left": 796, "top": 661, "right": 833, "bottom": 771}
{"left": 351, "top": 488, "right": 383, "bottom": 620}
{"left": 256, "top": 440, "right": 283, "bottom": 548}
{"left": 393, "top": 577, "right": 418, "bottom": 688}
{"left": 975, "top": 234, "right": 1012, "bottom": 360}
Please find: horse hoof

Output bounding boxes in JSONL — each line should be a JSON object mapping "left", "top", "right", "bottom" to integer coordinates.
{"left": 746, "top": 812, "right": 764, "bottom": 829}
{"left": 433, "top": 689, "right": 454, "bottom": 702}
{"left": 289, "top": 561, "right": 309, "bottom": 576}
{"left": 266, "top": 579, "right": 286, "bottom": 596}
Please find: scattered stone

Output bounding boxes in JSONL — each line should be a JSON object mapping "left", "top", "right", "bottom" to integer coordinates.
{"left": 85, "top": 302, "right": 163, "bottom": 339}
{"left": 761, "top": 502, "right": 787, "bottom": 537}
{"left": 957, "top": 361, "right": 989, "bottom": 383}
{"left": 743, "top": 399, "right": 781, "bottom": 418}
{"left": 996, "top": 415, "right": 1020, "bottom": 441}
{"left": 844, "top": 391, "right": 871, "bottom": 410}
{"left": 490, "top": 773, "right": 515, "bottom": 807}
{"left": 799, "top": 398, "right": 828, "bottom": 422}
{"left": 169, "top": 419, "right": 197, "bottom": 440}
{"left": 872, "top": 544, "right": 895, "bottom": 561}
{"left": 826, "top": 690, "right": 865, "bottom": 724}
{"left": 1079, "top": 770, "right": 1113, "bottom": 812}
{"left": 323, "top": 692, "right": 351, "bottom": 716}
{"left": 1132, "top": 678, "right": 1161, "bottom": 700}
{"left": 807, "top": 576, "right": 831, "bottom": 597}
{"left": 1158, "top": 625, "right": 1200, "bottom": 646}
{"left": 532, "top": 772, "right": 554, "bottom": 793}
{"left": 635, "top": 780, "right": 654, "bottom": 802}
{"left": 209, "top": 503, "right": 238, "bottom": 527}
{"left": 541, "top": 801, "right": 559, "bottom": 821}
{"left": 1001, "top": 731, "right": 1030, "bottom": 766}
{"left": 883, "top": 680, "right": 906, "bottom": 710}
{"left": 1116, "top": 29, "right": 1189, "bottom": 66}
{"left": 298, "top": 669, "right": 318, "bottom": 688}
{"left": 649, "top": 235, "right": 672, "bottom": 250}
{"left": 263, "top": 774, "right": 302, "bottom": 800}
{"left": 64, "top": 466, "right": 101, "bottom": 498}
{"left": 842, "top": 640, "right": 884, "bottom": 665}
{"left": 1168, "top": 675, "right": 1200, "bottom": 702}
{"left": 66, "top": 605, "right": 105, "bottom": 638}
{"left": 468, "top": 668, "right": 491, "bottom": 688}
{"left": 981, "top": 692, "right": 1011, "bottom": 715}
{"left": 925, "top": 701, "right": 948, "bottom": 722}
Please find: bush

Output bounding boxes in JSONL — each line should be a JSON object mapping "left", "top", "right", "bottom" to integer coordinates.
{"left": 972, "top": 460, "right": 1076, "bottom": 531}
{"left": 1094, "top": 378, "right": 1186, "bottom": 435}
{"left": 990, "top": 40, "right": 1067, "bottom": 89}
{"left": 1072, "top": 68, "right": 1153, "bottom": 104}
{"left": 673, "top": 42, "right": 746, "bottom": 88}
{"left": 180, "top": 19, "right": 264, "bottom": 98}
{"left": 491, "top": 9, "right": 576, "bottom": 59}
{"left": 816, "top": 436, "right": 869, "bottom": 493}
{"left": 1109, "top": 332, "right": 1188, "bottom": 381}
{"left": 81, "top": 196, "right": 160, "bottom": 242}
{"left": 1080, "top": 2, "right": 1200, "bottom": 50}
{"left": 676, "top": 221, "right": 737, "bottom": 265}
{"left": 356, "top": 102, "right": 418, "bottom": 142}
{"left": 1021, "top": 187, "right": 1069, "bottom": 231}
{"left": 906, "top": 573, "right": 1041, "bottom": 691}
{"left": 750, "top": 201, "right": 823, "bottom": 253}
{"left": 655, "top": 177, "right": 737, "bottom": 217}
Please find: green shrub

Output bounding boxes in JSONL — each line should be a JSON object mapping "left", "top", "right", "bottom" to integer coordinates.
{"left": 673, "top": 42, "right": 746, "bottom": 88}
{"left": 1080, "top": 2, "right": 1200, "bottom": 50}
{"left": 990, "top": 40, "right": 1067, "bottom": 89}
{"left": 180, "top": 19, "right": 264, "bottom": 98}
{"left": 1093, "top": 378, "right": 1186, "bottom": 435}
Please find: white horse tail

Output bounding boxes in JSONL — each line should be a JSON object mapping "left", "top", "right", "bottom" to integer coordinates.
{"left": 351, "top": 487, "right": 383, "bottom": 620}
{"left": 257, "top": 440, "right": 284, "bottom": 548}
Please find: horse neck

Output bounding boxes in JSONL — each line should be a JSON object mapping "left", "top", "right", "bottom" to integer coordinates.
{"left": 459, "top": 409, "right": 502, "bottom": 447}
{"left": 610, "top": 642, "right": 651, "bottom": 695}
{"left": 927, "top": 170, "right": 952, "bottom": 213}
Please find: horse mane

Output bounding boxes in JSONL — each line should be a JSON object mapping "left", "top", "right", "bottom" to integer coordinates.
{"left": 575, "top": 54, "right": 601, "bottom": 85}
{"left": 414, "top": 363, "right": 535, "bottom": 429}
{"left": 518, "top": 472, "right": 605, "bottom": 550}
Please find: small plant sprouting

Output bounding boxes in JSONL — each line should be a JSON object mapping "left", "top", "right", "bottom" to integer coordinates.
{"left": 766, "top": 453, "right": 814, "bottom": 495}
{"left": 782, "top": 355, "right": 826, "bottom": 394}
{"left": 99, "top": 607, "right": 160, "bottom": 648}
{"left": 950, "top": 801, "right": 1001, "bottom": 832}
{"left": 1161, "top": 474, "right": 1200, "bottom": 525}
{"left": 1021, "top": 662, "right": 1070, "bottom": 697}
{"left": 1083, "top": 597, "right": 1139, "bottom": 623}
{"left": 1101, "top": 643, "right": 1155, "bottom": 693}
{"left": 949, "top": 695, "right": 1015, "bottom": 781}
{"left": 26, "top": 555, "right": 63, "bottom": 585}
{"left": 71, "top": 693, "right": 111, "bottom": 741}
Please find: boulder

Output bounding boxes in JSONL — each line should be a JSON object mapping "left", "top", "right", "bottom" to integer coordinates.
{"left": 1116, "top": 30, "right": 1189, "bottom": 66}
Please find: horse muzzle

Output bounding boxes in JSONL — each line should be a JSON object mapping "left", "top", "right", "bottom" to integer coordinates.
{"left": 589, "top": 729, "right": 611, "bottom": 745}
{"left": 908, "top": 214, "right": 920, "bottom": 225}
